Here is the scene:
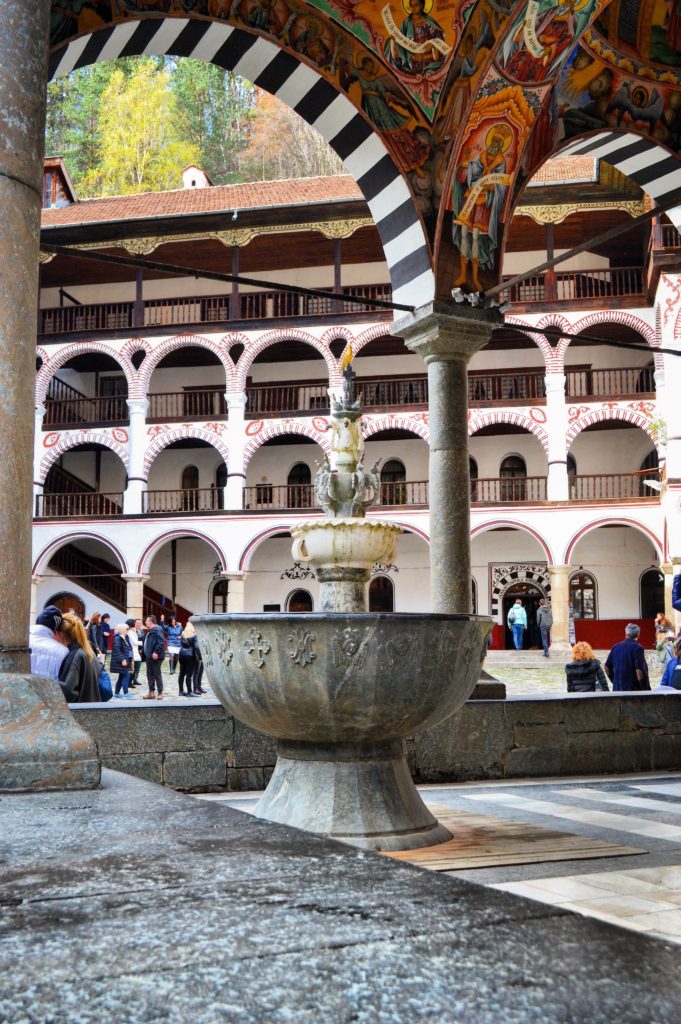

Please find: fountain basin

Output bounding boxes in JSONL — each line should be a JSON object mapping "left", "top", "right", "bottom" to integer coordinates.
{"left": 291, "top": 518, "right": 401, "bottom": 572}
{"left": 193, "top": 613, "right": 491, "bottom": 850}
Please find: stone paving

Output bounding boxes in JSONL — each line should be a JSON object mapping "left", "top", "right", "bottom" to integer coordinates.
{"left": 107, "top": 658, "right": 214, "bottom": 703}
{"left": 486, "top": 649, "right": 665, "bottom": 698}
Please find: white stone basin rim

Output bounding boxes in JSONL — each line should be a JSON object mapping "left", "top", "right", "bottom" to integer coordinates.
{"left": 192, "top": 613, "right": 491, "bottom": 745}
{"left": 290, "top": 518, "right": 401, "bottom": 571}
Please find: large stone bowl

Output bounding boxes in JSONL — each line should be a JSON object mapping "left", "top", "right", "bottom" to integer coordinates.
{"left": 192, "top": 612, "right": 491, "bottom": 851}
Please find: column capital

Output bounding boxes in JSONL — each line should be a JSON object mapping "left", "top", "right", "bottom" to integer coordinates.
{"left": 31, "top": 574, "right": 45, "bottom": 586}
{"left": 126, "top": 398, "right": 149, "bottom": 416}
{"left": 394, "top": 301, "right": 500, "bottom": 364}
{"left": 227, "top": 392, "right": 248, "bottom": 411}
{"left": 544, "top": 373, "right": 566, "bottom": 395}
{"left": 548, "top": 564, "right": 570, "bottom": 575}
{"left": 120, "top": 573, "right": 150, "bottom": 585}
{"left": 35, "top": 402, "right": 46, "bottom": 419}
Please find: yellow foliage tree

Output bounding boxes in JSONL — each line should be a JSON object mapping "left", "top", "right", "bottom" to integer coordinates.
{"left": 78, "top": 60, "right": 200, "bottom": 197}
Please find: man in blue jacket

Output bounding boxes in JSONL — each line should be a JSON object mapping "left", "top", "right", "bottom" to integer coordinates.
{"left": 143, "top": 614, "right": 166, "bottom": 700}
{"left": 605, "top": 623, "right": 650, "bottom": 691}
{"left": 673, "top": 573, "right": 681, "bottom": 614}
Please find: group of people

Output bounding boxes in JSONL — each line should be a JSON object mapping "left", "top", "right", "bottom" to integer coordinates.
{"left": 29, "top": 606, "right": 206, "bottom": 704}
{"left": 505, "top": 581, "right": 681, "bottom": 694}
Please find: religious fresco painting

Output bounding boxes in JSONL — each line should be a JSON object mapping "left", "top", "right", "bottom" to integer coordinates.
{"left": 594, "top": 0, "right": 681, "bottom": 69}
{"left": 558, "top": 49, "right": 681, "bottom": 152}
{"left": 497, "top": 0, "right": 601, "bottom": 83}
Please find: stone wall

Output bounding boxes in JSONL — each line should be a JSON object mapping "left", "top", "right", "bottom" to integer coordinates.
{"left": 73, "top": 693, "right": 681, "bottom": 792}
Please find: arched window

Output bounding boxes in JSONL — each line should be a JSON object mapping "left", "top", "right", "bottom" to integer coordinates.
{"left": 212, "top": 578, "right": 228, "bottom": 613}
{"left": 570, "top": 571, "right": 597, "bottom": 620}
{"left": 469, "top": 456, "right": 479, "bottom": 501}
{"left": 640, "top": 568, "right": 664, "bottom": 620}
{"left": 639, "top": 450, "right": 660, "bottom": 497}
{"left": 380, "top": 459, "right": 406, "bottom": 505}
{"left": 500, "top": 455, "right": 526, "bottom": 501}
{"left": 287, "top": 462, "right": 311, "bottom": 508}
{"left": 46, "top": 592, "right": 85, "bottom": 618}
{"left": 181, "top": 465, "right": 199, "bottom": 511}
{"left": 369, "top": 575, "right": 394, "bottom": 612}
{"left": 287, "top": 589, "right": 313, "bottom": 612}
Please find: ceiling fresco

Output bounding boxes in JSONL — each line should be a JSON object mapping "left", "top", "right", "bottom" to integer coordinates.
{"left": 49, "top": 0, "right": 681, "bottom": 298}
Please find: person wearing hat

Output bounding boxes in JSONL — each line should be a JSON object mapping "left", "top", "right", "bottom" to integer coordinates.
{"left": 29, "top": 605, "right": 68, "bottom": 680}
{"left": 604, "top": 623, "right": 650, "bottom": 691}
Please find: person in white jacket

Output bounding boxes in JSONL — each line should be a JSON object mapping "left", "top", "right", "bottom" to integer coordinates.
{"left": 29, "top": 605, "right": 67, "bottom": 680}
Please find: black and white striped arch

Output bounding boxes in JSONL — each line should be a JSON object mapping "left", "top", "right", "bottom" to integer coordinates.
{"left": 49, "top": 17, "right": 434, "bottom": 310}
{"left": 560, "top": 131, "right": 681, "bottom": 227}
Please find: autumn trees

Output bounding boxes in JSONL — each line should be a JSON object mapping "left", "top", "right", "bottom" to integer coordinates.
{"left": 46, "top": 57, "right": 344, "bottom": 197}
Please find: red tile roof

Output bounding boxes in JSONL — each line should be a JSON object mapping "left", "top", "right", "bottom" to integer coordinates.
{"left": 41, "top": 175, "right": 364, "bottom": 227}
{"left": 529, "top": 156, "right": 597, "bottom": 185}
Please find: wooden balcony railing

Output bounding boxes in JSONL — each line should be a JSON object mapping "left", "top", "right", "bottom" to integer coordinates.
{"left": 377, "top": 480, "right": 429, "bottom": 506}
{"left": 143, "top": 488, "right": 224, "bottom": 513}
{"left": 44, "top": 395, "right": 128, "bottom": 428}
{"left": 243, "top": 484, "right": 315, "bottom": 510}
{"left": 39, "top": 284, "right": 393, "bottom": 336}
{"left": 245, "top": 383, "right": 329, "bottom": 416}
{"left": 147, "top": 389, "right": 227, "bottom": 422}
{"left": 653, "top": 223, "right": 681, "bottom": 250}
{"left": 470, "top": 477, "right": 547, "bottom": 502}
{"left": 360, "top": 377, "right": 428, "bottom": 408}
{"left": 502, "top": 267, "right": 644, "bottom": 305}
{"left": 468, "top": 371, "right": 545, "bottom": 403}
{"left": 570, "top": 471, "right": 661, "bottom": 500}
{"left": 36, "top": 491, "right": 123, "bottom": 517}
{"left": 566, "top": 366, "right": 655, "bottom": 398}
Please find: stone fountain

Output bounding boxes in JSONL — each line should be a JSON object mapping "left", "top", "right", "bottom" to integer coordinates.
{"left": 193, "top": 359, "right": 491, "bottom": 851}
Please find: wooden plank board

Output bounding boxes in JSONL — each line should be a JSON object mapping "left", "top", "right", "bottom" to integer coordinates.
{"left": 382, "top": 806, "right": 644, "bottom": 872}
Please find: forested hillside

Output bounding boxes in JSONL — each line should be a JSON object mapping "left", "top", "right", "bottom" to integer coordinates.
{"left": 46, "top": 57, "right": 344, "bottom": 197}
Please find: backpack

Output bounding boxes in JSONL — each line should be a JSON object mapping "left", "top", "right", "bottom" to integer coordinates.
{"left": 98, "top": 665, "right": 113, "bottom": 702}
{"left": 508, "top": 609, "right": 516, "bottom": 624}
{"left": 178, "top": 638, "right": 194, "bottom": 660}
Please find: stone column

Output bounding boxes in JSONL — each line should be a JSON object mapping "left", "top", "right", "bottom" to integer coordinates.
{"left": 544, "top": 373, "right": 569, "bottom": 501}
{"left": 124, "top": 398, "right": 149, "bottom": 515}
{"left": 0, "top": 0, "right": 50, "bottom": 672}
{"left": 0, "top": 0, "right": 100, "bottom": 790}
{"left": 122, "top": 574, "right": 149, "bottom": 621}
{"left": 548, "top": 564, "right": 572, "bottom": 651}
{"left": 226, "top": 393, "right": 247, "bottom": 510}
{"left": 226, "top": 574, "right": 247, "bottom": 612}
{"left": 394, "top": 302, "right": 499, "bottom": 613}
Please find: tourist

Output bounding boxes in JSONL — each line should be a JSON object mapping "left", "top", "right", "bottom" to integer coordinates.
{"left": 143, "top": 614, "right": 166, "bottom": 700}
{"left": 193, "top": 632, "right": 206, "bottom": 695}
{"left": 568, "top": 601, "right": 576, "bottom": 645}
{"left": 656, "top": 628, "right": 675, "bottom": 670}
{"left": 507, "top": 598, "right": 526, "bottom": 650}
{"left": 86, "top": 611, "right": 103, "bottom": 656}
{"left": 110, "top": 622, "right": 134, "bottom": 699}
{"left": 536, "top": 598, "right": 553, "bottom": 658}
{"left": 673, "top": 573, "right": 681, "bottom": 613}
{"left": 57, "top": 612, "right": 101, "bottom": 703}
{"left": 29, "top": 604, "right": 67, "bottom": 680}
{"left": 100, "top": 613, "right": 112, "bottom": 658}
{"left": 660, "top": 641, "right": 681, "bottom": 690}
{"left": 126, "top": 618, "right": 143, "bottom": 686}
{"left": 604, "top": 623, "right": 650, "bottom": 691}
{"left": 178, "top": 621, "right": 199, "bottom": 697}
{"left": 655, "top": 611, "right": 673, "bottom": 632}
{"left": 565, "top": 641, "right": 609, "bottom": 692}
{"left": 164, "top": 615, "right": 183, "bottom": 675}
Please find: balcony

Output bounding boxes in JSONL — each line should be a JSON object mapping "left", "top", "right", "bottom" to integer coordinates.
{"left": 43, "top": 394, "right": 128, "bottom": 429}
{"left": 570, "top": 471, "right": 661, "bottom": 500}
{"left": 35, "top": 491, "right": 123, "bottom": 518}
{"left": 39, "top": 284, "right": 393, "bottom": 337}
{"left": 566, "top": 366, "right": 654, "bottom": 398}
{"left": 503, "top": 267, "right": 645, "bottom": 311}
{"left": 468, "top": 372, "right": 545, "bottom": 405}
{"left": 143, "top": 488, "right": 224, "bottom": 513}
{"left": 147, "top": 389, "right": 227, "bottom": 422}
{"left": 470, "top": 477, "right": 547, "bottom": 503}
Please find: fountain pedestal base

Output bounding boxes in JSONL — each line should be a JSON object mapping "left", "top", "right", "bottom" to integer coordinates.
{"left": 255, "top": 739, "right": 453, "bottom": 851}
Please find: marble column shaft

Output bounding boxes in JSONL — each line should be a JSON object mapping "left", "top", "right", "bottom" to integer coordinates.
{"left": 396, "top": 303, "right": 499, "bottom": 614}
{"left": 0, "top": 0, "right": 50, "bottom": 671}
{"left": 548, "top": 565, "right": 572, "bottom": 650}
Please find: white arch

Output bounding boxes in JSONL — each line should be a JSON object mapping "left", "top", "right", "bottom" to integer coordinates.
{"left": 138, "top": 334, "right": 235, "bottom": 397}
{"left": 33, "top": 532, "right": 129, "bottom": 576}
{"left": 235, "top": 329, "right": 337, "bottom": 392}
{"left": 143, "top": 426, "right": 230, "bottom": 477}
{"left": 39, "top": 431, "right": 129, "bottom": 484}
{"left": 136, "top": 529, "right": 229, "bottom": 577}
{"left": 243, "top": 422, "right": 331, "bottom": 470}
{"left": 36, "top": 342, "right": 135, "bottom": 405}
{"left": 469, "top": 409, "right": 550, "bottom": 454}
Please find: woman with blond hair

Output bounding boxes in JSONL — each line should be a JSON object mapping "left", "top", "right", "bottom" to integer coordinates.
{"left": 565, "top": 641, "right": 609, "bottom": 693}
{"left": 177, "top": 620, "right": 199, "bottom": 698}
{"left": 110, "top": 622, "right": 134, "bottom": 699}
{"left": 57, "top": 611, "right": 101, "bottom": 703}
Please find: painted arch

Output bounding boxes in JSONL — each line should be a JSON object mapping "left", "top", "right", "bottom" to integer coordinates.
{"left": 39, "top": 430, "right": 130, "bottom": 484}
{"left": 469, "top": 409, "right": 550, "bottom": 455}
{"left": 48, "top": 16, "right": 433, "bottom": 309}
{"left": 137, "top": 529, "right": 228, "bottom": 576}
{"left": 143, "top": 426, "right": 230, "bottom": 476}
{"left": 566, "top": 406, "right": 659, "bottom": 450}
{"left": 33, "top": 532, "right": 129, "bottom": 577}
{"left": 563, "top": 518, "right": 663, "bottom": 566}
{"left": 242, "top": 420, "right": 331, "bottom": 469}
{"left": 137, "top": 333, "right": 236, "bottom": 397}
{"left": 36, "top": 341, "right": 136, "bottom": 405}
{"left": 234, "top": 328, "right": 338, "bottom": 393}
